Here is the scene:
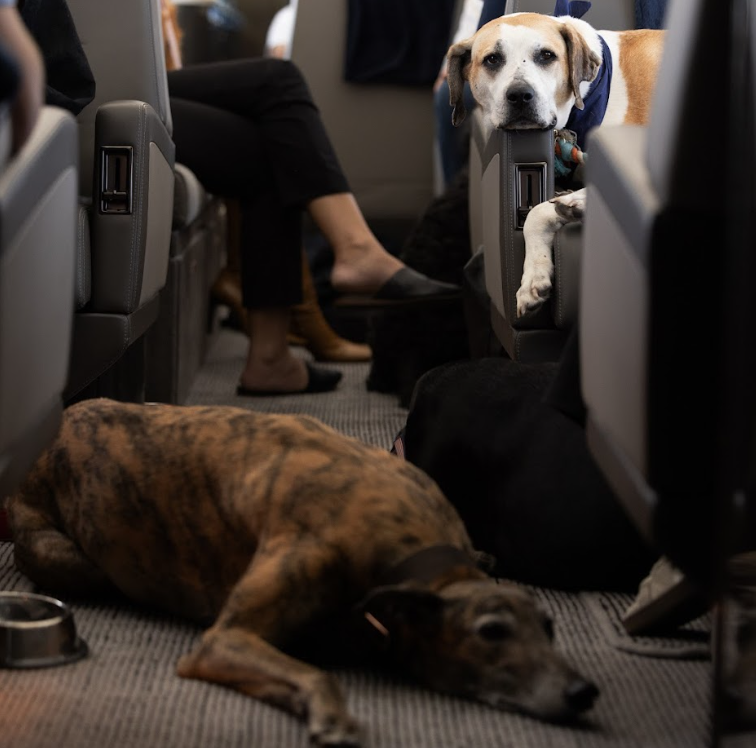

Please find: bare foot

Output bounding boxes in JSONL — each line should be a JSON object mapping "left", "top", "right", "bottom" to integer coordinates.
{"left": 330, "top": 242, "right": 404, "bottom": 296}
{"left": 238, "top": 353, "right": 308, "bottom": 393}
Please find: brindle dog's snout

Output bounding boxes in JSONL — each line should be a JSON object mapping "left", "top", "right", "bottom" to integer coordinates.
{"left": 564, "top": 677, "right": 599, "bottom": 714}
{"left": 506, "top": 83, "right": 536, "bottom": 107}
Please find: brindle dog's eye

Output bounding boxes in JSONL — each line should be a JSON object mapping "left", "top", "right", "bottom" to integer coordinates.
{"left": 538, "top": 49, "right": 556, "bottom": 64}
{"left": 483, "top": 53, "right": 503, "bottom": 68}
{"left": 475, "top": 617, "right": 512, "bottom": 641}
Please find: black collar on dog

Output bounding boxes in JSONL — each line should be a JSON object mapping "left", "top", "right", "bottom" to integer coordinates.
{"left": 361, "top": 545, "right": 484, "bottom": 647}
{"left": 381, "top": 544, "right": 482, "bottom": 587}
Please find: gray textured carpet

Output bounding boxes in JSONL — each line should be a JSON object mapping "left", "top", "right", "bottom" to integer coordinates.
{"left": 0, "top": 542, "right": 714, "bottom": 748}
{"left": 184, "top": 328, "right": 408, "bottom": 451}
{"left": 1, "top": 329, "right": 748, "bottom": 748}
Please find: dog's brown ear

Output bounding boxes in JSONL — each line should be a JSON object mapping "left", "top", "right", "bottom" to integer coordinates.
{"left": 560, "top": 24, "right": 601, "bottom": 110}
{"left": 358, "top": 585, "right": 444, "bottom": 634}
{"left": 447, "top": 39, "right": 473, "bottom": 126}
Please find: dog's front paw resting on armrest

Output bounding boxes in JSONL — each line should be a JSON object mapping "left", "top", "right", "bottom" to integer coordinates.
{"left": 518, "top": 189, "right": 586, "bottom": 317}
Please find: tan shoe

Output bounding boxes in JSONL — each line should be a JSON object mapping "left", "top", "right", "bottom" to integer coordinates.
{"left": 290, "top": 251, "right": 372, "bottom": 363}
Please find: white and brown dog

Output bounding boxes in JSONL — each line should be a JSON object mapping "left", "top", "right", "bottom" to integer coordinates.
{"left": 447, "top": 8, "right": 665, "bottom": 316}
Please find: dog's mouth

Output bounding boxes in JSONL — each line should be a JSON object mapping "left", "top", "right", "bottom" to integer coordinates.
{"left": 481, "top": 693, "right": 592, "bottom": 724}
{"left": 477, "top": 678, "right": 599, "bottom": 724}
{"left": 497, "top": 113, "right": 557, "bottom": 131}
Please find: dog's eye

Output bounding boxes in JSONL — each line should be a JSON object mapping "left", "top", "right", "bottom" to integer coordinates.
{"left": 475, "top": 616, "right": 512, "bottom": 641}
{"left": 537, "top": 49, "right": 557, "bottom": 64}
{"left": 483, "top": 53, "right": 503, "bottom": 68}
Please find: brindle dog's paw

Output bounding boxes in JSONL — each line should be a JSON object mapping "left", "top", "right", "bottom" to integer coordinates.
{"left": 516, "top": 269, "right": 552, "bottom": 317}
{"left": 309, "top": 713, "right": 362, "bottom": 747}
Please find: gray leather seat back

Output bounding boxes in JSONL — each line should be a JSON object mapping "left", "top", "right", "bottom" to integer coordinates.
{"left": 65, "top": 0, "right": 175, "bottom": 316}
{"left": 0, "top": 107, "right": 79, "bottom": 494}
{"left": 645, "top": 0, "right": 709, "bottom": 209}
{"left": 578, "top": 0, "right": 737, "bottom": 555}
{"left": 67, "top": 0, "right": 172, "bottom": 198}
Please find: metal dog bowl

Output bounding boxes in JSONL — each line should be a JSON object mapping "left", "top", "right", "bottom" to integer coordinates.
{"left": 0, "top": 591, "right": 88, "bottom": 668}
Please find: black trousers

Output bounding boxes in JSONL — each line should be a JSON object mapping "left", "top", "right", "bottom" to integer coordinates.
{"left": 167, "top": 58, "right": 350, "bottom": 308}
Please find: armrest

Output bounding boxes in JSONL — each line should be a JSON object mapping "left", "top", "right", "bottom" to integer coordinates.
{"left": 471, "top": 112, "right": 557, "bottom": 329}
{"left": 87, "top": 99, "right": 175, "bottom": 314}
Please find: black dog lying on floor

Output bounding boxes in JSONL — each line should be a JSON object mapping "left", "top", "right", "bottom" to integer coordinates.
{"left": 367, "top": 169, "right": 473, "bottom": 407}
{"left": 399, "top": 357, "right": 656, "bottom": 592}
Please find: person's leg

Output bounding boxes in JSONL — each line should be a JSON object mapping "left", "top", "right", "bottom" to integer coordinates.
{"left": 240, "top": 307, "right": 304, "bottom": 391}
{"left": 169, "top": 95, "right": 340, "bottom": 394}
{"left": 434, "top": 79, "right": 476, "bottom": 189}
{"left": 235, "top": 187, "right": 339, "bottom": 393}
{"left": 435, "top": 79, "right": 461, "bottom": 189}
{"left": 168, "top": 59, "right": 349, "bottom": 206}
{"left": 170, "top": 61, "right": 460, "bottom": 300}
{"left": 308, "top": 193, "right": 402, "bottom": 295}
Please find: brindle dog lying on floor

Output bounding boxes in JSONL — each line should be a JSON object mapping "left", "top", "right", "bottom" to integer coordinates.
{"left": 6, "top": 399, "right": 598, "bottom": 746}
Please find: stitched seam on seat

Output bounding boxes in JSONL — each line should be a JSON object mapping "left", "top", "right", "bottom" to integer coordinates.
{"left": 555, "top": 235, "right": 564, "bottom": 326}
{"left": 77, "top": 207, "right": 87, "bottom": 306}
{"left": 146, "top": 4, "right": 165, "bottom": 126}
{"left": 504, "top": 146, "right": 516, "bottom": 324}
{"left": 128, "top": 105, "right": 147, "bottom": 309}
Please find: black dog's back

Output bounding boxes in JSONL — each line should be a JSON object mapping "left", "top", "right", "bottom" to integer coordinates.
{"left": 402, "top": 358, "right": 656, "bottom": 592}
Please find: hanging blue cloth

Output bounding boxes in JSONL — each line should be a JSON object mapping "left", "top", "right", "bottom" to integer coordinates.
{"left": 344, "top": 0, "right": 457, "bottom": 86}
{"left": 477, "top": 0, "right": 507, "bottom": 28}
{"left": 553, "top": 0, "right": 592, "bottom": 19}
{"left": 634, "top": 0, "right": 669, "bottom": 29}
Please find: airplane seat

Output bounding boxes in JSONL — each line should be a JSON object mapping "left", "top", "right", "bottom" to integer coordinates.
{"left": 63, "top": 0, "right": 176, "bottom": 403}
{"left": 65, "top": 0, "right": 227, "bottom": 406}
{"left": 0, "top": 104, "right": 78, "bottom": 499}
{"left": 580, "top": 0, "right": 755, "bottom": 595}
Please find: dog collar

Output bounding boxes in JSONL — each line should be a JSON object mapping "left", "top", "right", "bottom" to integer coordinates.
{"left": 564, "top": 34, "right": 612, "bottom": 150}
{"left": 363, "top": 545, "right": 484, "bottom": 644}
{"left": 381, "top": 544, "right": 482, "bottom": 587}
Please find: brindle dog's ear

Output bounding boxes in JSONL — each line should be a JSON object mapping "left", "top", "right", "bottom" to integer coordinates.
{"left": 560, "top": 24, "right": 601, "bottom": 111}
{"left": 447, "top": 39, "right": 473, "bottom": 126}
{"left": 358, "top": 585, "right": 444, "bottom": 633}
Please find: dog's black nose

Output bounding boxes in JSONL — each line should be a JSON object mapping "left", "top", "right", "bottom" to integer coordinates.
{"left": 564, "top": 678, "right": 599, "bottom": 713}
{"left": 506, "top": 84, "right": 535, "bottom": 106}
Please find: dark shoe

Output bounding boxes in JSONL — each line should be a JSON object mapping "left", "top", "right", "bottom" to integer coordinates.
{"left": 333, "top": 267, "right": 461, "bottom": 308}
{"left": 235, "top": 363, "right": 342, "bottom": 397}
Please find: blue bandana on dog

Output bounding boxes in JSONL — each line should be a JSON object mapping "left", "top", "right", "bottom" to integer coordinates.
{"left": 553, "top": 0, "right": 613, "bottom": 150}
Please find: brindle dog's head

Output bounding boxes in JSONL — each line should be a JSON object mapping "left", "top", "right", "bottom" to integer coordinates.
{"left": 361, "top": 578, "right": 598, "bottom": 722}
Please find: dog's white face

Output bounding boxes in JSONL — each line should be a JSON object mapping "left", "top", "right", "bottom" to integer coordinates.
{"left": 447, "top": 13, "right": 601, "bottom": 132}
